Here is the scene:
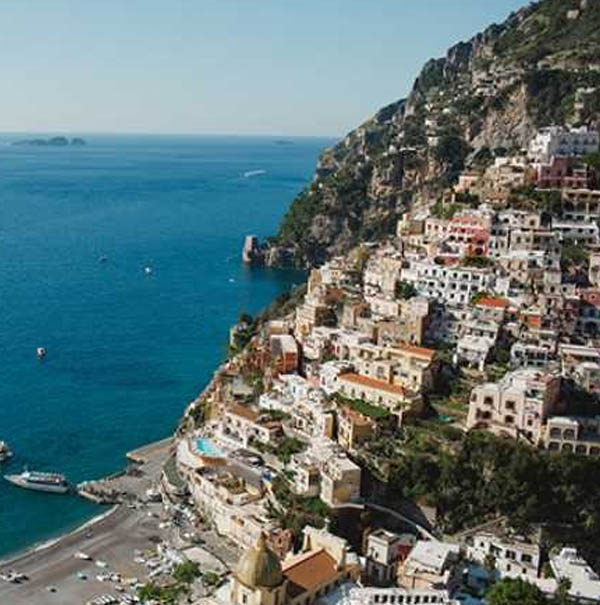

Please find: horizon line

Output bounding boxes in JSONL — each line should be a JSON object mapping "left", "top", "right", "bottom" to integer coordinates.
{"left": 0, "top": 129, "right": 342, "bottom": 139}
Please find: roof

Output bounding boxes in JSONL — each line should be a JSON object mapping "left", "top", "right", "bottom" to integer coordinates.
{"left": 270, "top": 334, "right": 298, "bottom": 356}
{"left": 405, "top": 541, "right": 459, "bottom": 574}
{"left": 283, "top": 549, "right": 339, "bottom": 596}
{"left": 236, "top": 533, "right": 283, "bottom": 589}
{"left": 341, "top": 406, "right": 374, "bottom": 427}
{"left": 393, "top": 343, "right": 436, "bottom": 361}
{"left": 338, "top": 373, "right": 406, "bottom": 396}
{"left": 228, "top": 403, "right": 259, "bottom": 422}
{"left": 476, "top": 297, "right": 509, "bottom": 309}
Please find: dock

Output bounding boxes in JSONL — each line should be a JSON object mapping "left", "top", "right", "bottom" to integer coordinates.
{"left": 78, "top": 437, "right": 174, "bottom": 504}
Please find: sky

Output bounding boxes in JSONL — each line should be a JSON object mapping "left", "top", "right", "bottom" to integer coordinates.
{"left": 0, "top": 0, "right": 527, "bottom": 137}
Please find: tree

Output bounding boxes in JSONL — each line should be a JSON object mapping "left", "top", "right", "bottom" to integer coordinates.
{"left": 556, "top": 576, "right": 572, "bottom": 605}
{"left": 487, "top": 578, "right": 546, "bottom": 605}
{"left": 395, "top": 280, "right": 417, "bottom": 300}
{"left": 172, "top": 560, "right": 201, "bottom": 584}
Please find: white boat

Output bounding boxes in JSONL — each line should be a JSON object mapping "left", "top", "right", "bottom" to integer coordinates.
{"left": 144, "top": 266, "right": 152, "bottom": 275}
{"left": 36, "top": 347, "right": 46, "bottom": 359}
{"left": 0, "top": 441, "right": 12, "bottom": 463}
{"left": 4, "top": 469, "right": 70, "bottom": 494}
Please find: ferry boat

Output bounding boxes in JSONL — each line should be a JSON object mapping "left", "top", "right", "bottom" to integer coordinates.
{"left": 4, "top": 469, "right": 70, "bottom": 494}
{"left": 0, "top": 441, "right": 12, "bottom": 463}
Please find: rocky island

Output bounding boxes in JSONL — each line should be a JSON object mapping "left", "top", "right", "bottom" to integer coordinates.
{"left": 11, "top": 136, "right": 86, "bottom": 147}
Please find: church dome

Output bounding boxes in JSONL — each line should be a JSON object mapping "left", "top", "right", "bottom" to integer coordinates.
{"left": 236, "top": 533, "right": 283, "bottom": 588}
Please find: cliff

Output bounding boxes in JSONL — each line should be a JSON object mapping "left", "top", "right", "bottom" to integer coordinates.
{"left": 267, "top": 0, "right": 600, "bottom": 267}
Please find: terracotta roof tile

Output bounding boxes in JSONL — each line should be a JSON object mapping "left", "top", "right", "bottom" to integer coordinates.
{"left": 338, "top": 373, "right": 405, "bottom": 395}
{"left": 228, "top": 403, "right": 259, "bottom": 422}
{"left": 394, "top": 343, "right": 436, "bottom": 360}
{"left": 283, "top": 550, "right": 338, "bottom": 595}
{"left": 476, "top": 297, "right": 509, "bottom": 309}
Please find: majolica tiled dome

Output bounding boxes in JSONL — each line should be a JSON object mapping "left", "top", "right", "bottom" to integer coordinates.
{"left": 236, "top": 533, "right": 283, "bottom": 588}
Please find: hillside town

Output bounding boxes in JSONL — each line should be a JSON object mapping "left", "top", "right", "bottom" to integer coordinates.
{"left": 125, "top": 121, "right": 599, "bottom": 605}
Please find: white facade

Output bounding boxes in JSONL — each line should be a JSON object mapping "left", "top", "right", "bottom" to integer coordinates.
{"left": 400, "top": 259, "right": 495, "bottom": 306}
{"left": 467, "top": 532, "right": 540, "bottom": 581}
{"left": 528, "top": 126, "right": 599, "bottom": 162}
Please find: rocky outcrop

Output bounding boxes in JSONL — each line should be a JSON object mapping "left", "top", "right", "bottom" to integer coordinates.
{"left": 262, "top": 0, "right": 600, "bottom": 268}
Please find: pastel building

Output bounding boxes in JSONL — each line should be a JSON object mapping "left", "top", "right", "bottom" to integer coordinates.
{"left": 467, "top": 369, "right": 561, "bottom": 441}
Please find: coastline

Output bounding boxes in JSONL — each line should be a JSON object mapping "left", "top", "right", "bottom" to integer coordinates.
{"left": 0, "top": 436, "right": 172, "bottom": 568}
{"left": 0, "top": 504, "right": 119, "bottom": 568}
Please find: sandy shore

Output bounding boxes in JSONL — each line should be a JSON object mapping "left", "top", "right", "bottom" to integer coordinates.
{"left": 0, "top": 438, "right": 173, "bottom": 605}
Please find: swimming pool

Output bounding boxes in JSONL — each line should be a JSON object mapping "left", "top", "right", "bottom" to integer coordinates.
{"left": 195, "top": 438, "right": 225, "bottom": 458}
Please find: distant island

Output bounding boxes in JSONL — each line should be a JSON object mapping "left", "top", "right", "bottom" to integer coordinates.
{"left": 11, "top": 136, "right": 86, "bottom": 147}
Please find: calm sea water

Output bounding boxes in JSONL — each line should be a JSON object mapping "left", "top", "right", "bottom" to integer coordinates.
{"left": 0, "top": 134, "right": 332, "bottom": 557}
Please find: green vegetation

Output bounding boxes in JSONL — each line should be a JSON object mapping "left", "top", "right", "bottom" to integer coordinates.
{"left": 386, "top": 431, "right": 600, "bottom": 568}
{"left": 268, "top": 476, "right": 329, "bottom": 544}
{"left": 172, "top": 560, "right": 201, "bottom": 584}
{"left": 434, "top": 131, "right": 471, "bottom": 181}
{"left": 486, "top": 577, "right": 545, "bottom": 605}
{"left": 252, "top": 436, "right": 307, "bottom": 464}
{"left": 395, "top": 280, "right": 417, "bottom": 300}
{"left": 336, "top": 393, "right": 392, "bottom": 420}
{"left": 525, "top": 70, "right": 576, "bottom": 127}
{"left": 463, "top": 255, "right": 494, "bottom": 268}
{"left": 203, "top": 571, "right": 220, "bottom": 587}
{"left": 561, "top": 242, "right": 589, "bottom": 271}
{"left": 138, "top": 582, "right": 186, "bottom": 604}
{"left": 431, "top": 201, "right": 461, "bottom": 220}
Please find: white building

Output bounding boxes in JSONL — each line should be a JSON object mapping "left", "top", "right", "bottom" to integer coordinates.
{"left": 550, "top": 548, "right": 600, "bottom": 604}
{"left": 467, "top": 532, "right": 540, "bottom": 582}
{"left": 528, "top": 126, "right": 599, "bottom": 163}
{"left": 400, "top": 258, "right": 495, "bottom": 306}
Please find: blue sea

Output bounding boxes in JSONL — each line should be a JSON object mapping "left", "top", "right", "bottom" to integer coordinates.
{"left": 0, "top": 134, "right": 333, "bottom": 557}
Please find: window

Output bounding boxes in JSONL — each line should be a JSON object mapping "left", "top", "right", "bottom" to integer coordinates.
{"left": 505, "top": 401, "right": 515, "bottom": 411}
{"left": 521, "top": 554, "right": 532, "bottom": 563}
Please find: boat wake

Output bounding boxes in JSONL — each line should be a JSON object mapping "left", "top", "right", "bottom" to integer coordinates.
{"left": 242, "top": 169, "right": 266, "bottom": 178}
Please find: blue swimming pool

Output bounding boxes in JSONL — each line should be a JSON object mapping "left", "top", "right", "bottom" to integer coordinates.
{"left": 195, "top": 438, "right": 225, "bottom": 458}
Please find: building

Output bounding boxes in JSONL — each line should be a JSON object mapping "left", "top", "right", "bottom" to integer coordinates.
{"left": 400, "top": 258, "right": 495, "bottom": 306}
{"left": 338, "top": 586, "right": 460, "bottom": 604}
{"left": 543, "top": 416, "right": 600, "bottom": 456}
{"left": 549, "top": 548, "right": 600, "bottom": 604}
{"left": 466, "top": 369, "right": 561, "bottom": 441}
{"left": 288, "top": 453, "right": 321, "bottom": 498}
{"left": 230, "top": 526, "right": 360, "bottom": 605}
{"left": 270, "top": 335, "right": 300, "bottom": 375}
{"left": 398, "top": 540, "right": 460, "bottom": 590}
{"left": 364, "top": 529, "right": 414, "bottom": 587}
{"left": 466, "top": 532, "right": 540, "bottom": 581}
{"left": 337, "top": 406, "right": 376, "bottom": 451}
{"left": 559, "top": 344, "right": 600, "bottom": 393}
{"left": 336, "top": 373, "right": 416, "bottom": 416}
{"left": 220, "top": 404, "right": 282, "bottom": 449}
{"left": 320, "top": 453, "right": 361, "bottom": 507}
{"left": 528, "top": 126, "right": 599, "bottom": 163}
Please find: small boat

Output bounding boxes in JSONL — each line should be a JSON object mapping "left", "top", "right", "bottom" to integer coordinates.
{"left": 4, "top": 469, "right": 71, "bottom": 494}
{"left": 36, "top": 347, "right": 46, "bottom": 359}
{"left": 0, "top": 441, "right": 12, "bottom": 463}
{"left": 98, "top": 256, "right": 108, "bottom": 264}
{"left": 144, "top": 266, "right": 152, "bottom": 275}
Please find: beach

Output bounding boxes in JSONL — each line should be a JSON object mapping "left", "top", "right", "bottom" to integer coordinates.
{"left": 0, "top": 439, "right": 172, "bottom": 605}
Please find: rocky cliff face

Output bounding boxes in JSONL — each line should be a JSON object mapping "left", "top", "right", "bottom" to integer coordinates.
{"left": 267, "top": 0, "right": 600, "bottom": 267}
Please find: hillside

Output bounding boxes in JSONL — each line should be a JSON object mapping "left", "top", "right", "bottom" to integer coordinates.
{"left": 267, "top": 0, "right": 600, "bottom": 267}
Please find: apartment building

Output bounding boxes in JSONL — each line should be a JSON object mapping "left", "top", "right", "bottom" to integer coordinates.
{"left": 467, "top": 369, "right": 561, "bottom": 441}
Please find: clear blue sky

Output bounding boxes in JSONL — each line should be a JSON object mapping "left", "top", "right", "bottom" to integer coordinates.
{"left": 0, "top": 0, "right": 526, "bottom": 136}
